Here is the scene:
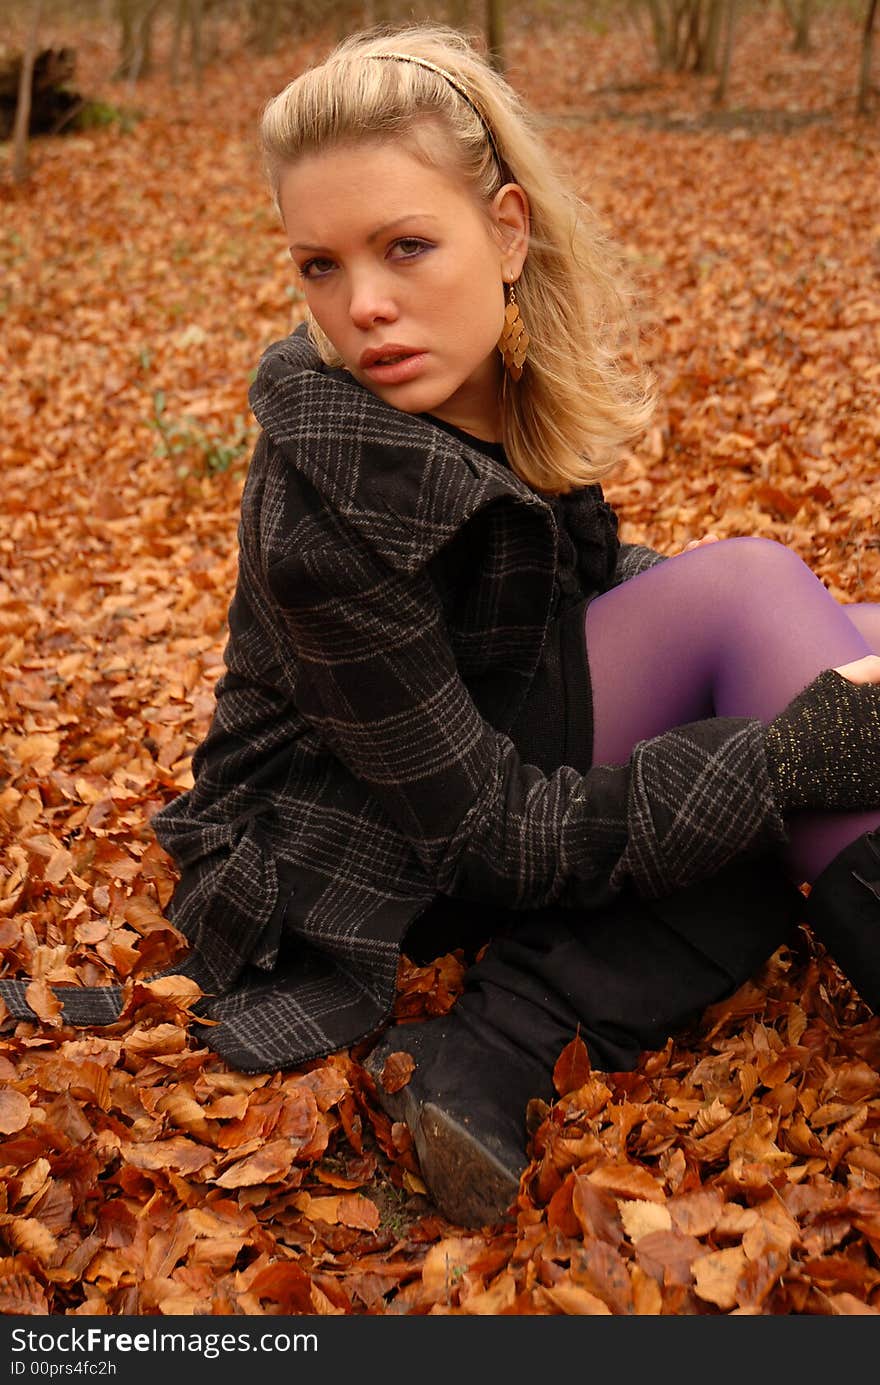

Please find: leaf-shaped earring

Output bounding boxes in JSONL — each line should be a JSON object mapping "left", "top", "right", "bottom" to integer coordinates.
{"left": 497, "top": 282, "right": 529, "bottom": 381}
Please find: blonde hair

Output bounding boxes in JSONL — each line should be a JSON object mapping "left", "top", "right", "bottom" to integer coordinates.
{"left": 259, "top": 24, "right": 655, "bottom": 494}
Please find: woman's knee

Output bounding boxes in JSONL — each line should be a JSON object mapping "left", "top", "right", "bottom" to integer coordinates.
{"left": 694, "top": 535, "right": 813, "bottom": 597}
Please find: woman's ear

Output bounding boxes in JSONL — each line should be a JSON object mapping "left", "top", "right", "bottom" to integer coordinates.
{"left": 492, "top": 182, "right": 530, "bottom": 278}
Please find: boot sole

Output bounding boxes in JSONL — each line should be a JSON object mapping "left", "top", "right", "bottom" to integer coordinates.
{"left": 415, "top": 1101, "right": 522, "bottom": 1229}
{"left": 366, "top": 1052, "right": 522, "bottom": 1228}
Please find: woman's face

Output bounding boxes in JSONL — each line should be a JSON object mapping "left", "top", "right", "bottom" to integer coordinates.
{"left": 279, "top": 138, "right": 529, "bottom": 441}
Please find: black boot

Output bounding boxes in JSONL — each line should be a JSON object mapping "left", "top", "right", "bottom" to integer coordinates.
{"left": 804, "top": 828, "right": 880, "bottom": 1011}
{"left": 363, "top": 1011, "right": 552, "bottom": 1230}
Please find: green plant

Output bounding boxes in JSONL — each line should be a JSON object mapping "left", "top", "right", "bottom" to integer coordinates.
{"left": 73, "top": 100, "right": 140, "bottom": 134}
{"left": 148, "top": 391, "right": 256, "bottom": 477}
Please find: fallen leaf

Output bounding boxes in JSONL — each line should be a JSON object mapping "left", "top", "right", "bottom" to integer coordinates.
{"left": 379, "top": 1051, "right": 416, "bottom": 1094}
{"left": 0, "top": 1090, "right": 32, "bottom": 1134}
{"left": 24, "top": 979, "right": 65, "bottom": 1028}
{"left": 692, "top": 1246, "right": 749, "bottom": 1310}
{"left": 619, "top": 1199, "right": 673, "bottom": 1243}
{"left": 553, "top": 1035, "right": 592, "bottom": 1096}
{"left": 214, "top": 1140, "right": 293, "bottom": 1188}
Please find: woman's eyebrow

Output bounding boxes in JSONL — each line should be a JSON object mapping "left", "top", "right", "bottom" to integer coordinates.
{"left": 291, "top": 213, "right": 440, "bottom": 252}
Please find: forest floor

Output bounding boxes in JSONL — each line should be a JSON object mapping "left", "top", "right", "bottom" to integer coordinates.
{"left": 1, "top": 6, "right": 880, "bottom": 1315}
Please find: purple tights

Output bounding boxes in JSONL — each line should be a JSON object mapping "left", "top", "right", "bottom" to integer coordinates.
{"left": 584, "top": 537, "right": 880, "bottom": 883}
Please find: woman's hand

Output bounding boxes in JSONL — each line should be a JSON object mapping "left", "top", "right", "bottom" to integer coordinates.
{"left": 680, "top": 533, "right": 721, "bottom": 554}
{"left": 834, "top": 654, "right": 880, "bottom": 685}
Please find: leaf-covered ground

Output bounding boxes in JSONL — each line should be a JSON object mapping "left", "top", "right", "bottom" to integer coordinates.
{"left": 1, "top": 6, "right": 879, "bottom": 1316}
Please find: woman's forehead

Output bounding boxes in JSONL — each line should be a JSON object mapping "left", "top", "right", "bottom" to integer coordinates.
{"left": 279, "top": 139, "right": 478, "bottom": 230}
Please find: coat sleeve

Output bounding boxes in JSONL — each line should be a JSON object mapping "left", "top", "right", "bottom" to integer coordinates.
{"left": 611, "top": 541, "right": 669, "bottom": 586}
{"left": 266, "top": 509, "right": 787, "bottom": 914}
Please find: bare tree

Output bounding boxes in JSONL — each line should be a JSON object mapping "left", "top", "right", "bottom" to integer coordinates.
{"left": 171, "top": 0, "right": 205, "bottom": 86}
{"left": 486, "top": 0, "right": 504, "bottom": 72}
{"left": 857, "top": 0, "right": 878, "bottom": 114}
{"left": 247, "top": 0, "right": 282, "bottom": 54}
{"left": 115, "top": 0, "right": 164, "bottom": 82}
{"left": 781, "top": 0, "right": 813, "bottom": 53}
{"left": 11, "top": 0, "right": 44, "bottom": 184}
{"left": 712, "top": 0, "right": 736, "bottom": 105}
{"left": 694, "top": 0, "right": 724, "bottom": 73}
{"left": 643, "top": 0, "right": 726, "bottom": 74}
{"left": 170, "top": 0, "right": 185, "bottom": 80}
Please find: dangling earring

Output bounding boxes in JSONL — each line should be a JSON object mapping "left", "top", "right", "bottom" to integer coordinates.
{"left": 497, "top": 281, "right": 529, "bottom": 381}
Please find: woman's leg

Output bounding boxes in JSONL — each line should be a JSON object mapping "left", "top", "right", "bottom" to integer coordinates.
{"left": 585, "top": 537, "right": 880, "bottom": 881}
{"left": 367, "top": 545, "right": 880, "bottom": 1225}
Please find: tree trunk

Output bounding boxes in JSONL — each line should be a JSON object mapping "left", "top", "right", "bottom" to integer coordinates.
{"left": 486, "top": 0, "right": 504, "bottom": 72}
{"left": 116, "top": 0, "right": 163, "bottom": 82}
{"left": 700, "top": 0, "right": 724, "bottom": 74}
{"left": 644, "top": 0, "right": 670, "bottom": 68}
{"left": 782, "top": 0, "right": 813, "bottom": 53}
{"left": 189, "top": 0, "right": 203, "bottom": 88}
{"left": 11, "top": 0, "right": 44, "bottom": 184}
{"left": 249, "top": 0, "right": 282, "bottom": 55}
{"left": 170, "top": 0, "right": 187, "bottom": 84}
{"left": 671, "top": 0, "right": 694, "bottom": 70}
{"left": 712, "top": 0, "right": 736, "bottom": 104}
{"left": 140, "top": 0, "right": 158, "bottom": 77}
{"left": 117, "top": 0, "right": 134, "bottom": 77}
{"left": 857, "top": 0, "right": 878, "bottom": 114}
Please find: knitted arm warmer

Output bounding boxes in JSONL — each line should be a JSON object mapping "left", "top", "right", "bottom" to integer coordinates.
{"left": 764, "top": 668, "right": 880, "bottom": 811}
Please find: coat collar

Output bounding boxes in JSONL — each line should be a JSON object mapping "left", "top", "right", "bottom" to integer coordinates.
{"left": 247, "top": 324, "right": 554, "bottom": 574}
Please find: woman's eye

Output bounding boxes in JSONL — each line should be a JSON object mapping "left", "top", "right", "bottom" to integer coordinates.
{"left": 300, "top": 257, "right": 335, "bottom": 280}
{"left": 391, "top": 238, "right": 431, "bottom": 260}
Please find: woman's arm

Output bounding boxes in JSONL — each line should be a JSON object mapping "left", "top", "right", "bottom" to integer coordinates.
{"left": 612, "top": 534, "right": 720, "bottom": 585}
{"left": 612, "top": 541, "right": 669, "bottom": 585}
{"left": 268, "top": 510, "right": 786, "bottom": 913}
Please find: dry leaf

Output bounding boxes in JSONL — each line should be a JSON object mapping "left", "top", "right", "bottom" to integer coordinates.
{"left": 379, "top": 1051, "right": 416, "bottom": 1095}
{"left": 540, "top": 1281, "right": 613, "bottom": 1315}
{"left": 215, "top": 1140, "right": 293, "bottom": 1188}
{"left": 0, "top": 1089, "right": 32, "bottom": 1135}
{"left": 619, "top": 1199, "right": 673, "bottom": 1243}
{"left": 692, "top": 1246, "right": 749, "bottom": 1310}
{"left": 24, "top": 979, "right": 64, "bottom": 1028}
{"left": 553, "top": 1035, "right": 592, "bottom": 1096}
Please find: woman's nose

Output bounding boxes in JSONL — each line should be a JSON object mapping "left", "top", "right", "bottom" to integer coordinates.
{"left": 348, "top": 272, "right": 398, "bottom": 329}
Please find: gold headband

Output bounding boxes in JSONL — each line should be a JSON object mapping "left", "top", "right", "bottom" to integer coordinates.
{"left": 370, "top": 51, "right": 507, "bottom": 179}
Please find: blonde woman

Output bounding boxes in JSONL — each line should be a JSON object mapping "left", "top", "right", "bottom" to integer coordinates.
{"left": 5, "top": 24, "right": 879, "bottom": 1229}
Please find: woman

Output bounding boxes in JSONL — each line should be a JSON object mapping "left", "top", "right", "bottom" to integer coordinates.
{"left": 3, "top": 24, "right": 878, "bottom": 1229}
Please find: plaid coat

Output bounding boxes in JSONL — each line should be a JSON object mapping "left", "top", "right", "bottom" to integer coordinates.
{"left": 0, "top": 327, "right": 787, "bottom": 1072}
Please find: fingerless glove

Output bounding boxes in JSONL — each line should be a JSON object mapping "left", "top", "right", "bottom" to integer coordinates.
{"left": 764, "top": 668, "right": 880, "bottom": 812}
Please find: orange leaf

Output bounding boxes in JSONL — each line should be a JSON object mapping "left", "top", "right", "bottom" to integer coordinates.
{"left": 335, "top": 1194, "right": 380, "bottom": 1232}
{"left": 2, "top": 1216, "right": 59, "bottom": 1266}
{"left": 124, "top": 1136, "right": 215, "bottom": 1175}
{"left": 247, "top": 1261, "right": 314, "bottom": 1313}
{"left": 0, "top": 1272, "right": 49, "bottom": 1315}
{"left": 380, "top": 1051, "right": 415, "bottom": 1094}
{"left": 421, "top": 1236, "right": 486, "bottom": 1299}
{"left": 540, "top": 1281, "right": 612, "bottom": 1315}
{"left": 214, "top": 1140, "right": 293, "bottom": 1188}
{"left": 692, "top": 1246, "right": 749, "bottom": 1309}
{"left": 24, "top": 979, "right": 64, "bottom": 1028}
{"left": 552, "top": 1035, "right": 591, "bottom": 1096}
{"left": 0, "top": 1090, "right": 32, "bottom": 1134}
{"left": 588, "top": 1163, "right": 667, "bottom": 1203}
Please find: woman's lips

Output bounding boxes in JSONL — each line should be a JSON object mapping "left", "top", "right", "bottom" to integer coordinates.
{"left": 360, "top": 351, "right": 427, "bottom": 385}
